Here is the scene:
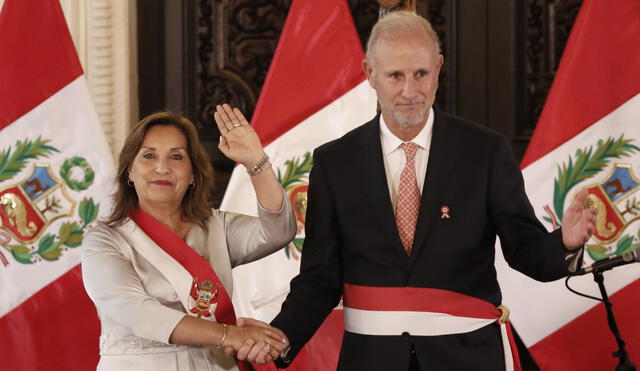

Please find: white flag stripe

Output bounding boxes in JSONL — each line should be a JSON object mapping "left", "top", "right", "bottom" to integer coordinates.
{"left": 522, "top": 93, "right": 640, "bottom": 197}
{"left": 497, "top": 92, "right": 640, "bottom": 346}
{"left": 225, "top": 81, "right": 377, "bottom": 320}
{"left": 0, "top": 76, "right": 114, "bottom": 317}
{"left": 497, "top": 246, "right": 639, "bottom": 346}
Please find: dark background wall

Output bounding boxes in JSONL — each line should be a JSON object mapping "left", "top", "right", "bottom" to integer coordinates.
{"left": 136, "top": 1, "right": 583, "bottom": 369}
{"left": 137, "top": 0, "right": 582, "bottom": 205}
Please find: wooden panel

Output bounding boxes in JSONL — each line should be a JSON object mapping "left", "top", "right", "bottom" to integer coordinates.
{"left": 515, "top": 0, "right": 582, "bottom": 159}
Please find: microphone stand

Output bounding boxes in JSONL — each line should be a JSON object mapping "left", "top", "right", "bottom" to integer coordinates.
{"left": 592, "top": 270, "right": 636, "bottom": 371}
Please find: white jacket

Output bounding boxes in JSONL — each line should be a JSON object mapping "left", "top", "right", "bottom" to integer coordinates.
{"left": 81, "top": 197, "right": 296, "bottom": 371}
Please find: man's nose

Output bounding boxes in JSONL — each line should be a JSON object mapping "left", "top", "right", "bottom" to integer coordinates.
{"left": 402, "top": 78, "right": 418, "bottom": 98}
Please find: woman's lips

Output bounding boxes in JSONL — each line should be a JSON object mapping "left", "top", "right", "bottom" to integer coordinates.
{"left": 151, "top": 180, "right": 173, "bottom": 186}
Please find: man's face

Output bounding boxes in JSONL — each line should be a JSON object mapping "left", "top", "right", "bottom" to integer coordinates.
{"left": 364, "top": 33, "right": 443, "bottom": 130}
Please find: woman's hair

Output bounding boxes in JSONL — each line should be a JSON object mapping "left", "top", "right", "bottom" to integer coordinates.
{"left": 106, "top": 112, "right": 214, "bottom": 228}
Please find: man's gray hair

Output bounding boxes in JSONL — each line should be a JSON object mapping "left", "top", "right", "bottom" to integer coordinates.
{"left": 365, "top": 11, "right": 441, "bottom": 66}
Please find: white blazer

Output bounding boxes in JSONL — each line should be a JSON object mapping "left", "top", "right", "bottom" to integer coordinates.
{"left": 82, "top": 197, "right": 296, "bottom": 371}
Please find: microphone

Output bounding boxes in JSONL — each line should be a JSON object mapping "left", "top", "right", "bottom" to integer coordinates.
{"left": 575, "top": 247, "right": 640, "bottom": 275}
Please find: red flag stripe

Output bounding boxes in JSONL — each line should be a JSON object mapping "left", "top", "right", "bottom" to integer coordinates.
{"left": 0, "top": 265, "right": 100, "bottom": 370}
{"left": 521, "top": 0, "right": 640, "bottom": 168}
{"left": 252, "top": 0, "right": 365, "bottom": 147}
{"left": 0, "top": 0, "right": 83, "bottom": 129}
{"left": 529, "top": 280, "right": 640, "bottom": 370}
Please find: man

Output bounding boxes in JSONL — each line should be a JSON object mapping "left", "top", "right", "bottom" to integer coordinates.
{"left": 236, "top": 11, "right": 596, "bottom": 370}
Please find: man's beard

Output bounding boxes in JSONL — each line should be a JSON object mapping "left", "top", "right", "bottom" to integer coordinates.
{"left": 391, "top": 104, "right": 427, "bottom": 128}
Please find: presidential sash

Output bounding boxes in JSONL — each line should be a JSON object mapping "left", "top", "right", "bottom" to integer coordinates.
{"left": 343, "top": 283, "right": 522, "bottom": 371}
{"left": 129, "top": 207, "right": 237, "bottom": 326}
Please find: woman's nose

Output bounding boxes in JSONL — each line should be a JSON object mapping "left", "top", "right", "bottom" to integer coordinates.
{"left": 155, "top": 158, "right": 170, "bottom": 173}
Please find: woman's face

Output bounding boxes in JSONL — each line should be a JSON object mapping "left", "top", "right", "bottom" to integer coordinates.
{"left": 128, "top": 125, "right": 193, "bottom": 212}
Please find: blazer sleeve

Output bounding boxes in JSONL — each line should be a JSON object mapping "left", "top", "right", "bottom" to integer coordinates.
{"left": 271, "top": 149, "right": 344, "bottom": 367}
{"left": 489, "top": 135, "right": 577, "bottom": 281}
{"left": 223, "top": 187, "right": 297, "bottom": 267}
{"left": 81, "top": 224, "right": 186, "bottom": 344}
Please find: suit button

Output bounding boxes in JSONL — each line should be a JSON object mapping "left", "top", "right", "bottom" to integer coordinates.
{"left": 409, "top": 342, "right": 416, "bottom": 354}
{"left": 402, "top": 331, "right": 410, "bottom": 337}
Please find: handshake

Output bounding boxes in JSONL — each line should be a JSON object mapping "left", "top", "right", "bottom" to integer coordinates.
{"left": 222, "top": 318, "right": 289, "bottom": 365}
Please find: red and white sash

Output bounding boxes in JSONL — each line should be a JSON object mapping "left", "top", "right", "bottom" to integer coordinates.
{"left": 343, "top": 283, "right": 521, "bottom": 371}
{"left": 128, "top": 208, "right": 245, "bottom": 370}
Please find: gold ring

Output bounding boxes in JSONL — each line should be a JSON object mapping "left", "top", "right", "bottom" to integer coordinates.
{"left": 231, "top": 122, "right": 241, "bottom": 128}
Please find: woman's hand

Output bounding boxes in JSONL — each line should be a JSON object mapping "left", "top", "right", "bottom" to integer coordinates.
{"left": 224, "top": 318, "right": 290, "bottom": 365}
{"left": 214, "top": 104, "right": 265, "bottom": 168}
{"left": 213, "top": 103, "right": 285, "bottom": 212}
{"left": 225, "top": 323, "right": 288, "bottom": 363}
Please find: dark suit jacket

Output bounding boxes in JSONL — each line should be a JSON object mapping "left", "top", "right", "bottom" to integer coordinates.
{"left": 272, "top": 110, "right": 572, "bottom": 370}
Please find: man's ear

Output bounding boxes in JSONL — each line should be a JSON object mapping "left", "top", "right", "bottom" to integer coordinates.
{"left": 362, "top": 59, "right": 376, "bottom": 89}
{"left": 436, "top": 54, "right": 444, "bottom": 74}
{"left": 434, "top": 54, "right": 444, "bottom": 90}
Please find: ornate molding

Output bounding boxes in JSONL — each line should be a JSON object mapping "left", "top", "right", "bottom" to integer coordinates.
{"left": 424, "top": 0, "right": 451, "bottom": 112}
{"left": 194, "top": 0, "right": 290, "bottom": 206}
{"left": 195, "top": 0, "right": 289, "bottom": 132}
{"left": 348, "top": 0, "right": 380, "bottom": 51}
{"left": 60, "top": 0, "right": 138, "bottom": 159}
{"left": 522, "top": 0, "right": 582, "bottom": 134}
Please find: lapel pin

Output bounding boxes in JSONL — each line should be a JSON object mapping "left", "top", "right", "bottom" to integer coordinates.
{"left": 440, "top": 206, "right": 451, "bottom": 219}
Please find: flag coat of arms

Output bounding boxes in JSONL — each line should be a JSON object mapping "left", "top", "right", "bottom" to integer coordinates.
{"left": 496, "top": 0, "right": 640, "bottom": 369}
{"left": 0, "top": 0, "right": 114, "bottom": 369}
{"left": 220, "top": 0, "right": 376, "bottom": 368}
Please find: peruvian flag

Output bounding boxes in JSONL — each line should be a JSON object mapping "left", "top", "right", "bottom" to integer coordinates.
{"left": 0, "top": 0, "right": 113, "bottom": 369}
{"left": 496, "top": 0, "right": 640, "bottom": 369}
{"left": 220, "top": 0, "right": 376, "bottom": 368}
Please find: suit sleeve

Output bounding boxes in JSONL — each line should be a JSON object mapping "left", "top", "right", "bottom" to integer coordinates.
{"left": 489, "top": 135, "right": 579, "bottom": 281}
{"left": 224, "top": 187, "right": 297, "bottom": 267}
{"left": 271, "top": 149, "right": 343, "bottom": 367}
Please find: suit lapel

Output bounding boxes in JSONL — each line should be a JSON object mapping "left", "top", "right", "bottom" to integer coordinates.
{"left": 354, "top": 116, "right": 407, "bottom": 257}
{"left": 410, "top": 110, "right": 458, "bottom": 262}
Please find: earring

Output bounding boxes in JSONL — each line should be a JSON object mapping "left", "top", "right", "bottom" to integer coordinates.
{"left": 189, "top": 178, "right": 195, "bottom": 188}
{"left": 127, "top": 179, "right": 134, "bottom": 187}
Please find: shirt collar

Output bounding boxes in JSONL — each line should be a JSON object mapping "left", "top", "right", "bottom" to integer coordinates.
{"left": 380, "top": 107, "right": 434, "bottom": 155}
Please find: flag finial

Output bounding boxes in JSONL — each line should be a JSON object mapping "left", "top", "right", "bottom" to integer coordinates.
{"left": 378, "top": 0, "right": 416, "bottom": 16}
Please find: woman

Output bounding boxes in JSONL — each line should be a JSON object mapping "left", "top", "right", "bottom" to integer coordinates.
{"left": 82, "top": 104, "right": 295, "bottom": 370}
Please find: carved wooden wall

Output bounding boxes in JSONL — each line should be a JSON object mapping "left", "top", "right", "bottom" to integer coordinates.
{"left": 138, "top": 0, "right": 582, "bottom": 208}
{"left": 519, "top": 0, "right": 583, "bottom": 152}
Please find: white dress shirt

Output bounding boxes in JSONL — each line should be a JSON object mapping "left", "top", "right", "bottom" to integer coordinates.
{"left": 380, "top": 108, "right": 434, "bottom": 210}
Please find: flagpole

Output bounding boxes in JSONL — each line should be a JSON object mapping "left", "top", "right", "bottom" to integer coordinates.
{"left": 592, "top": 271, "right": 637, "bottom": 371}
{"left": 377, "top": 0, "right": 416, "bottom": 17}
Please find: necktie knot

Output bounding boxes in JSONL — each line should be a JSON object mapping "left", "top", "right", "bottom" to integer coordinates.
{"left": 400, "top": 142, "right": 419, "bottom": 164}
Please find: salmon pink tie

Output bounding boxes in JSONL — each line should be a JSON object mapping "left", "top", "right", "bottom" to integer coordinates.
{"left": 396, "top": 142, "right": 421, "bottom": 255}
